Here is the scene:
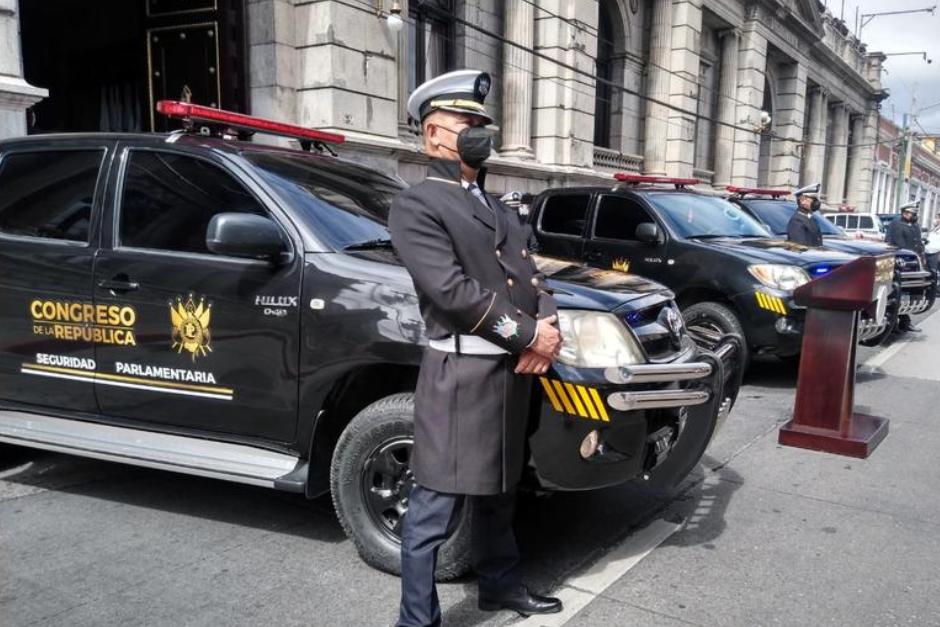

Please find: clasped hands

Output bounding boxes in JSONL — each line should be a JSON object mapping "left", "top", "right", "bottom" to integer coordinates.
{"left": 515, "top": 315, "right": 562, "bottom": 375}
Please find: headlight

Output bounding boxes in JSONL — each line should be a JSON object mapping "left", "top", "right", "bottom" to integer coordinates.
{"left": 556, "top": 310, "right": 645, "bottom": 368}
{"left": 747, "top": 264, "right": 810, "bottom": 291}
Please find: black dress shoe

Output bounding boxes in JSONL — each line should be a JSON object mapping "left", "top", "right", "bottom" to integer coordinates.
{"left": 478, "top": 586, "right": 562, "bottom": 616}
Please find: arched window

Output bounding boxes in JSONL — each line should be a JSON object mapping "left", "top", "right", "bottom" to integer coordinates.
{"left": 594, "top": 0, "right": 620, "bottom": 148}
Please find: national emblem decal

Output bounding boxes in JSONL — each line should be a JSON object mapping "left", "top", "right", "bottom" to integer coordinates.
{"left": 492, "top": 314, "right": 519, "bottom": 339}
{"left": 612, "top": 258, "right": 630, "bottom": 273}
{"left": 170, "top": 294, "right": 213, "bottom": 361}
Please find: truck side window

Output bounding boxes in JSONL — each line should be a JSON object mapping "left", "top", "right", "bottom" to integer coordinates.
{"left": 120, "top": 150, "right": 266, "bottom": 254}
{"left": 593, "top": 195, "right": 655, "bottom": 241}
{"left": 539, "top": 194, "right": 590, "bottom": 237}
{"left": 0, "top": 150, "right": 103, "bottom": 243}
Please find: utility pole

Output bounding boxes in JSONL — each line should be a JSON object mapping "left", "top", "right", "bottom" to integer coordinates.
{"left": 895, "top": 90, "right": 917, "bottom": 211}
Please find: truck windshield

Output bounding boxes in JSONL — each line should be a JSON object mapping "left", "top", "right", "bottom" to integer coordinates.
{"left": 744, "top": 200, "right": 844, "bottom": 236}
{"left": 645, "top": 193, "right": 772, "bottom": 239}
{"left": 242, "top": 151, "right": 402, "bottom": 250}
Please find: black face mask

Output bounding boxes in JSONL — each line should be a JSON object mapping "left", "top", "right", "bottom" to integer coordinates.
{"left": 810, "top": 198, "right": 821, "bottom": 212}
{"left": 455, "top": 126, "right": 494, "bottom": 169}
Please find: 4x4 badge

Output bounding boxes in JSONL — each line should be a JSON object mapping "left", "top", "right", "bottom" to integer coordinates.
{"left": 170, "top": 294, "right": 213, "bottom": 361}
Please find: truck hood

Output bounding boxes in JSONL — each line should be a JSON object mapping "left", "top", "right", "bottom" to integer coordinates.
{"left": 821, "top": 236, "right": 906, "bottom": 256}
{"left": 534, "top": 255, "right": 671, "bottom": 311}
{"left": 702, "top": 237, "right": 857, "bottom": 267}
{"left": 336, "top": 251, "right": 671, "bottom": 314}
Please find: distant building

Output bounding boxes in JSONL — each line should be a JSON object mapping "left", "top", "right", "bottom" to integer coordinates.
{"left": 870, "top": 117, "right": 940, "bottom": 226}
{"left": 1, "top": 0, "right": 886, "bottom": 205}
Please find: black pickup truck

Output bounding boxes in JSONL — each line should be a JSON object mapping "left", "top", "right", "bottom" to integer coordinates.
{"left": 0, "top": 104, "right": 741, "bottom": 579}
{"left": 526, "top": 174, "right": 887, "bottom": 366}
{"left": 726, "top": 187, "right": 936, "bottom": 339}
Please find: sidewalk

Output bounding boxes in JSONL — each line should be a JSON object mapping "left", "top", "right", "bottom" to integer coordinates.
{"left": 536, "top": 310, "right": 940, "bottom": 627}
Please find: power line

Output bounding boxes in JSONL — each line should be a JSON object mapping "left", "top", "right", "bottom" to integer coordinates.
{"left": 339, "top": 0, "right": 896, "bottom": 151}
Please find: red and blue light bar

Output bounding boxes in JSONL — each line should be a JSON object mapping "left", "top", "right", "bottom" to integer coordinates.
{"left": 156, "top": 100, "right": 346, "bottom": 145}
{"left": 726, "top": 186, "right": 789, "bottom": 198}
{"left": 614, "top": 173, "right": 700, "bottom": 186}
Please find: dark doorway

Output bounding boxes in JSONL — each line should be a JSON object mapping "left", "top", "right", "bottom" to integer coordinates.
{"left": 20, "top": 0, "right": 248, "bottom": 135}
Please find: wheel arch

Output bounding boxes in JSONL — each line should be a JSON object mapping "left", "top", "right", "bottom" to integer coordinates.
{"left": 674, "top": 286, "right": 734, "bottom": 310}
{"left": 305, "top": 362, "right": 419, "bottom": 498}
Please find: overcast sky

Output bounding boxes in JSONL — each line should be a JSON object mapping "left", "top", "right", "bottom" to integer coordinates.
{"left": 836, "top": 0, "right": 940, "bottom": 132}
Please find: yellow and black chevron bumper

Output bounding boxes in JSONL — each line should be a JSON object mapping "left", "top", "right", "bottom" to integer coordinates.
{"left": 538, "top": 377, "right": 610, "bottom": 422}
{"left": 754, "top": 291, "right": 787, "bottom": 315}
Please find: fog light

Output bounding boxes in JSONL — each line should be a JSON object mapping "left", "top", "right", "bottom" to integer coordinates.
{"left": 774, "top": 317, "right": 797, "bottom": 333}
{"left": 580, "top": 430, "right": 601, "bottom": 459}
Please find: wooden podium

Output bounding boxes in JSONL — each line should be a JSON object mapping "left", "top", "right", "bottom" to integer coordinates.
{"left": 778, "top": 255, "right": 894, "bottom": 458}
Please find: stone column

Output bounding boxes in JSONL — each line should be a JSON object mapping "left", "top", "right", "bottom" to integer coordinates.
{"left": 850, "top": 108, "right": 879, "bottom": 212}
{"left": 801, "top": 86, "right": 828, "bottom": 186}
{"left": 664, "top": 0, "right": 702, "bottom": 179}
{"left": 643, "top": 0, "right": 673, "bottom": 175}
{"left": 532, "top": 0, "right": 597, "bottom": 168}
{"left": 0, "top": 1, "right": 48, "bottom": 139}
{"left": 767, "top": 62, "right": 808, "bottom": 189}
{"left": 825, "top": 104, "right": 850, "bottom": 204}
{"left": 730, "top": 14, "right": 768, "bottom": 186}
{"left": 845, "top": 114, "right": 867, "bottom": 208}
{"left": 712, "top": 29, "right": 739, "bottom": 188}
{"left": 499, "top": 0, "right": 534, "bottom": 159}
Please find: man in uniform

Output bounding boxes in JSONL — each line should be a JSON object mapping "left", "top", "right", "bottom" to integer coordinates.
{"left": 886, "top": 202, "right": 925, "bottom": 332}
{"left": 924, "top": 214, "right": 940, "bottom": 297}
{"left": 390, "top": 69, "right": 563, "bottom": 626}
{"left": 787, "top": 183, "right": 823, "bottom": 247}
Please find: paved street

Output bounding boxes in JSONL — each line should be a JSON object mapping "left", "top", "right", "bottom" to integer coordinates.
{"left": 1, "top": 311, "right": 938, "bottom": 627}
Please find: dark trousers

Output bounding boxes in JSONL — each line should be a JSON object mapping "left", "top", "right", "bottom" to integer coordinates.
{"left": 927, "top": 253, "right": 939, "bottom": 296}
{"left": 396, "top": 484, "right": 521, "bottom": 627}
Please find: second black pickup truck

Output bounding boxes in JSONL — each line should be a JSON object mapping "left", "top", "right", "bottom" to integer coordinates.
{"left": 526, "top": 174, "right": 890, "bottom": 366}
{"left": 726, "top": 187, "right": 935, "bottom": 340}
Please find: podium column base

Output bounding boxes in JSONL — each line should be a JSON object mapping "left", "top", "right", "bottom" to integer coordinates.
{"left": 778, "top": 413, "right": 889, "bottom": 459}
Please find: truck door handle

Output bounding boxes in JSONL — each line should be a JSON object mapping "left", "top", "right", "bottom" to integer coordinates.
{"left": 98, "top": 275, "right": 139, "bottom": 292}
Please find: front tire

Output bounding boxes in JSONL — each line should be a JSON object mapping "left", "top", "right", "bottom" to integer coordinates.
{"left": 330, "top": 393, "right": 472, "bottom": 581}
{"left": 682, "top": 301, "right": 750, "bottom": 369}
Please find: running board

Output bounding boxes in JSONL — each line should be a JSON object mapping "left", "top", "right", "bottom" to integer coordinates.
{"left": 0, "top": 411, "right": 300, "bottom": 489}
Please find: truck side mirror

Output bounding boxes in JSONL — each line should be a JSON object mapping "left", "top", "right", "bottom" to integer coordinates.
{"left": 206, "top": 213, "right": 287, "bottom": 261}
{"left": 636, "top": 222, "right": 661, "bottom": 244}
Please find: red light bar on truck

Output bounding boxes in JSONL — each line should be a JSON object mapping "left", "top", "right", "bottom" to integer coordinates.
{"left": 726, "top": 186, "right": 789, "bottom": 198}
{"left": 613, "top": 173, "right": 700, "bottom": 186}
{"left": 156, "top": 100, "right": 346, "bottom": 145}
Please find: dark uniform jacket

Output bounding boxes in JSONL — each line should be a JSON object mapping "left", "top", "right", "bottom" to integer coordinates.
{"left": 787, "top": 211, "right": 823, "bottom": 247}
{"left": 886, "top": 219, "right": 925, "bottom": 255}
{"left": 389, "top": 159, "right": 556, "bottom": 495}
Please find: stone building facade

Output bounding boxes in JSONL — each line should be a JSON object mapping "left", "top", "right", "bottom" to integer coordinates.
{"left": 870, "top": 116, "right": 940, "bottom": 226}
{"left": 1, "top": 0, "right": 886, "bottom": 207}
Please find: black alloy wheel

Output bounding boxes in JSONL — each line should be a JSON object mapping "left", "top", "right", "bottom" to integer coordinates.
{"left": 330, "top": 393, "right": 472, "bottom": 580}
{"left": 361, "top": 436, "right": 415, "bottom": 543}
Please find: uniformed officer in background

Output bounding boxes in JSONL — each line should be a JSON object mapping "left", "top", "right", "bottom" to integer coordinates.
{"left": 886, "top": 202, "right": 925, "bottom": 332}
{"left": 886, "top": 202, "right": 925, "bottom": 257}
{"left": 925, "top": 214, "right": 940, "bottom": 297}
{"left": 787, "top": 183, "right": 823, "bottom": 247}
{"left": 389, "top": 70, "right": 563, "bottom": 626}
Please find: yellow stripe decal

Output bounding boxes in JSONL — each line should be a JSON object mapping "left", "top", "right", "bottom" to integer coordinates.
{"left": 551, "top": 379, "right": 576, "bottom": 415}
{"left": 775, "top": 297, "right": 787, "bottom": 315}
{"left": 589, "top": 387, "right": 610, "bottom": 422}
{"left": 756, "top": 292, "right": 768, "bottom": 311}
{"left": 539, "top": 377, "right": 564, "bottom": 412}
{"left": 21, "top": 363, "right": 234, "bottom": 395}
{"left": 564, "top": 382, "right": 588, "bottom": 418}
{"left": 577, "top": 386, "right": 600, "bottom": 420}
